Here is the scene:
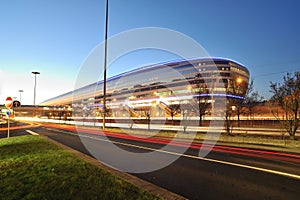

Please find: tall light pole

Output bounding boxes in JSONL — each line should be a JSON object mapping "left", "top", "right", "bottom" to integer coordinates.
{"left": 102, "top": 0, "right": 109, "bottom": 130}
{"left": 18, "top": 90, "right": 24, "bottom": 102}
{"left": 32, "top": 71, "right": 40, "bottom": 106}
{"left": 235, "top": 77, "right": 243, "bottom": 127}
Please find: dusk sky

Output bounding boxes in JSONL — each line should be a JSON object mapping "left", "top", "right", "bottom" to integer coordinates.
{"left": 1, "top": 0, "right": 300, "bottom": 105}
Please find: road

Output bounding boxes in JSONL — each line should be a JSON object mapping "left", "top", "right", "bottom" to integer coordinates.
{"left": 0, "top": 120, "right": 38, "bottom": 138}
{"left": 2, "top": 122, "right": 300, "bottom": 199}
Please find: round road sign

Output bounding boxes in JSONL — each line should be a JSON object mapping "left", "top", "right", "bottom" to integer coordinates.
{"left": 5, "top": 97, "right": 13, "bottom": 109}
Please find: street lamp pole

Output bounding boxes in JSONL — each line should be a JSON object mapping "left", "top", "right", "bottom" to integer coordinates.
{"left": 236, "top": 77, "right": 243, "bottom": 127}
{"left": 102, "top": 0, "right": 109, "bottom": 130}
{"left": 32, "top": 71, "right": 40, "bottom": 106}
{"left": 18, "top": 90, "right": 24, "bottom": 102}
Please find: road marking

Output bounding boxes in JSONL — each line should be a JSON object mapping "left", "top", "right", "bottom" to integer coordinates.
{"left": 26, "top": 130, "right": 39, "bottom": 135}
{"left": 46, "top": 127, "right": 300, "bottom": 180}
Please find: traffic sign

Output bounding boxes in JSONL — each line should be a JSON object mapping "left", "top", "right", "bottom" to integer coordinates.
{"left": 13, "top": 100, "right": 21, "bottom": 107}
{"left": 1, "top": 108, "right": 12, "bottom": 116}
{"left": 5, "top": 97, "right": 13, "bottom": 109}
{"left": 3, "top": 97, "right": 13, "bottom": 139}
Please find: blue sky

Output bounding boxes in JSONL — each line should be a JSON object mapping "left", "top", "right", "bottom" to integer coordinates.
{"left": 1, "top": 0, "right": 300, "bottom": 104}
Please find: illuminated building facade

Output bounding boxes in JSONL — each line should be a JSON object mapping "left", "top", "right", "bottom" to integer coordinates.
{"left": 41, "top": 58, "right": 249, "bottom": 119}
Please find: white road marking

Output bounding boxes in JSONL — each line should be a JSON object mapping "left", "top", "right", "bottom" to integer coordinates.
{"left": 26, "top": 130, "right": 39, "bottom": 135}
{"left": 45, "top": 127, "right": 300, "bottom": 180}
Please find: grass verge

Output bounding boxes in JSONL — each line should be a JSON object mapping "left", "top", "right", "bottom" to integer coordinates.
{"left": 0, "top": 135, "right": 161, "bottom": 200}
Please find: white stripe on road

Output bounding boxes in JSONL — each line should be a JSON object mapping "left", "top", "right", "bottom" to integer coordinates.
{"left": 26, "top": 130, "right": 39, "bottom": 135}
{"left": 45, "top": 127, "right": 300, "bottom": 180}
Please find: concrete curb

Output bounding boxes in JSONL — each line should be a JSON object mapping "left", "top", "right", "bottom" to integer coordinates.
{"left": 42, "top": 135, "right": 186, "bottom": 200}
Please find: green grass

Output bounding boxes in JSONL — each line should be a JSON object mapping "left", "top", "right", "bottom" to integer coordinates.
{"left": 0, "top": 136, "right": 161, "bottom": 200}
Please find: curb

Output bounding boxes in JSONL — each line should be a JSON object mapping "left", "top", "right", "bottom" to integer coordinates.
{"left": 42, "top": 135, "right": 186, "bottom": 200}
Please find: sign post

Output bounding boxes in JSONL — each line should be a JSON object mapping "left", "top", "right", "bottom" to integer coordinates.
{"left": 5, "top": 97, "right": 13, "bottom": 138}
{"left": 7, "top": 111, "right": 10, "bottom": 138}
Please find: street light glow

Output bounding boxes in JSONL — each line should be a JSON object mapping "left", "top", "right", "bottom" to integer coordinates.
{"left": 236, "top": 77, "right": 242, "bottom": 84}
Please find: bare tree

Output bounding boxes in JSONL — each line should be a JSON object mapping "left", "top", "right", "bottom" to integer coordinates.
{"left": 223, "top": 75, "right": 249, "bottom": 134}
{"left": 158, "top": 101, "right": 180, "bottom": 125}
{"left": 169, "top": 104, "right": 180, "bottom": 125}
{"left": 146, "top": 112, "right": 151, "bottom": 130}
{"left": 142, "top": 109, "right": 151, "bottom": 130}
{"left": 270, "top": 72, "right": 300, "bottom": 140}
{"left": 195, "top": 83, "right": 210, "bottom": 126}
{"left": 226, "top": 76, "right": 248, "bottom": 127}
{"left": 243, "top": 80, "right": 264, "bottom": 125}
{"left": 224, "top": 103, "right": 234, "bottom": 135}
{"left": 181, "top": 103, "right": 194, "bottom": 133}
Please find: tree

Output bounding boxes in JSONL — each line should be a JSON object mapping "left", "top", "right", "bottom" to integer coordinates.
{"left": 158, "top": 101, "right": 180, "bottom": 125}
{"left": 142, "top": 109, "right": 151, "bottom": 130}
{"left": 169, "top": 104, "right": 180, "bottom": 125}
{"left": 243, "top": 80, "right": 264, "bottom": 125}
{"left": 226, "top": 76, "right": 248, "bottom": 127}
{"left": 181, "top": 102, "right": 194, "bottom": 133}
{"left": 270, "top": 72, "right": 300, "bottom": 140}
{"left": 194, "top": 82, "right": 210, "bottom": 126}
{"left": 224, "top": 103, "right": 234, "bottom": 135}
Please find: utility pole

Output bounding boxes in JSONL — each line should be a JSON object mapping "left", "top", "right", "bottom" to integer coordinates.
{"left": 18, "top": 89, "right": 24, "bottom": 102}
{"left": 102, "top": 0, "right": 109, "bottom": 130}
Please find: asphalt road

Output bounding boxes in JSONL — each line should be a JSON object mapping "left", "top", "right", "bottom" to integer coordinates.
{"left": 3, "top": 123, "right": 300, "bottom": 200}
{"left": 0, "top": 121, "right": 31, "bottom": 138}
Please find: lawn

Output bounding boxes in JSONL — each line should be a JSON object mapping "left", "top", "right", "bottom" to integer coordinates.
{"left": 0, "top": 135, "right": 161, "bottom": 200}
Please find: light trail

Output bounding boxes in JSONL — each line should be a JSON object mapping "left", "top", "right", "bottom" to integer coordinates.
{"left": 42, "top": 123, "right": 300, "bottom": 163}
{"left": 42, "top": 124, "right": 300, "bottom": 180}
{"left": 0, "top": 121, "right": 40, "bottom": 131}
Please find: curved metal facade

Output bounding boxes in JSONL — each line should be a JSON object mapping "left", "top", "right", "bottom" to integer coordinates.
{"left": 41, "top": 57, "right": 249, "bottom": 118}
